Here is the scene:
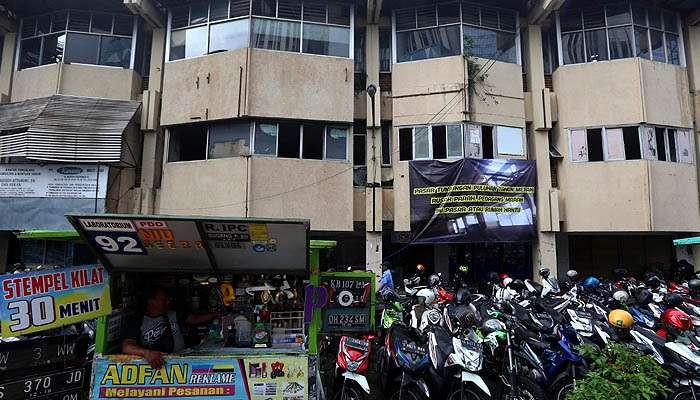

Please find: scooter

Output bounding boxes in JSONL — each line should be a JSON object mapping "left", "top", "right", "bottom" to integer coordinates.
{"left": 332, "top": 336, "right": 371, "bottom": 400}
{"left": 380, "top": 324, "right": 432, "bottom": 400}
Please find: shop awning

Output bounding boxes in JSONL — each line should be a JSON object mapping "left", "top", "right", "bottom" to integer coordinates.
{"left": 15, "top": 230, "right": 80, "bottom": 240}
{"left": 673, "top": 237, "right": 700, "bottom": 246}
{"left": 67, "top": 214, "right": 310, "bottom": 273}
{"left": 0, "top": 95, "right": 141, "bottom": 163}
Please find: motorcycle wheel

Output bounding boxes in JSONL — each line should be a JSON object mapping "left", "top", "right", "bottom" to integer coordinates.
{"left": 389, "top": 387, "right": 426, "bottom": 400}
{"left": 333, "top": 382, "right": 367, "bottom": 400}
{"left": 549, "top": 380, "right": 574, "bottom": 400}
{"left": 446, "top": 386, "right": 487, "bottom": 400}
{"left": 495, "top": 376, "right": 546, "bottom": 400}
{"left": 667, "top": 388, "right": 697, "bottom": 400}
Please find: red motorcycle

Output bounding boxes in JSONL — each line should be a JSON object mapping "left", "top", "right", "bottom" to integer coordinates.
{"left": 332, "top": 336, "right": 372, "bottom": 400}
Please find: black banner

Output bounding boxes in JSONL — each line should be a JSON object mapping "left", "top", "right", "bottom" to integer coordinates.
{"left": 409, "top": 159, "right": 537, "bottom": 243}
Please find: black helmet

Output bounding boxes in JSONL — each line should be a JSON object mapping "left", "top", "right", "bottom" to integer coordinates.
{"left": 645, "top": 275, "right": 662, "bottom": 289}
{"left": 636, "top": 289, "right": 653, "bottom": 306}
{"left": 487, "top": 271, "right": 500, "bottom": 283}
{"left": 456, "top": 287, "right": 471, "bottom": 304}
{"left": 538, "top": 267, "right": 550, "bottom": 277}
{"left": 664, "top": 293, "right": 684, "bottom": 308}
{"left": 689, "top": 279, "right": 700, "bottom": 296}
{"left": 508, "top": 279, "right": 526, "bottom": 292}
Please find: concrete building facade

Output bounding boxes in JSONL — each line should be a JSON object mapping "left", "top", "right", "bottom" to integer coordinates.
{"left": 1, "top": 0, "right": 699, "bottom": 280}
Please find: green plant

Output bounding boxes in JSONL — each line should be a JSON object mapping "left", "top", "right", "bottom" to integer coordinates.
{"left": 566, "top": 343, "right": 670, "bottom": 400}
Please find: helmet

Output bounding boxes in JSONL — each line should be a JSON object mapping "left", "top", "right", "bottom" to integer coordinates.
{"left": 502, "top": 277, "right": 513, "bottom": 287}
{"left": 508, "top": 279, "right": 526, "bottom": 292}
{"left": 662, "top": 308, "right": 693, "bottom": 334}
{"left": 539, "top": 267, "right": 550, "bottom": 277}
{"left": 456, "top": 287, "right": 471, "bottom": 304}
{"left": 487, "top": 271, "right": 500, "bottom": 283}
{"left": 428, "top": 274, "right": 440, "bottom": 288}
{"left": 458, "top": 265, "right": 470, "bottom": 273}
{"left": 416, "top": 264, "right": 426, "bottom": 272}
{"left": 566, "top": 269, "right": 579, "bottom": 279}
{"left": 612, "top": 290, "right": 630, "bottom": 304}
{"left": 499, "top": 273, "right": 510, "bottom": 280}
{"left": 608, "top": 309, "right": 634, "bottom": 329}
{"left": 663, "top": 293, "right": 683, "bottom": 308}
{"left": 645, "top": 275, "right": 663, "bottom": 289}
{"left": 688, "top": 279, "right": 700, "bottom": 296}
{"left": 581, "top": 277, "right": 600, "bottom": 289}
{"left": 636, "top": 289, "right": 653, "bottom": 306}
{"left": 416, "top": 288, "right": 436, "bottom": 305}
{"left": 481, "top": 319, "right": 504, "bottom": 334}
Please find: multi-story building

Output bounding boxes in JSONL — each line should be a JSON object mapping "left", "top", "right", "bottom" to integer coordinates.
{"left": 0, "top": 0, "right": 699, "bottom": 280}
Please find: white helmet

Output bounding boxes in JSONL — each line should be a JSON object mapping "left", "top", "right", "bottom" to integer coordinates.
{"left": 503, "top": 277, "right": 513, "bottom": 287}
{"left": 612, "top": 290, "right": 630, "bottom": 304}
{"left": 416, "top": 288, "right": 436, "bottom": 305}
{"left": 566, "top": 269, "right": 579, "bottom": 279}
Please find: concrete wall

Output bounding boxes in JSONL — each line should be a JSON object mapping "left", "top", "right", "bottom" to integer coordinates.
{"left": 649, "top": 162, "right": 700, "bottom": 231}
{"left": 470, "top": 57, "right": 525, "bottom": 127}
{"left": 157, "top": 157, "right": 353, "bottom": 231}
{"left": 393, "top": 160, "right": 410, "bottom": 231}
{"left": 640, "top": 59, "right": 693, "bottom": 128}
{"left": 12, "top": 63, "right": 141, "bottom": 102}
{"left": 161, "top": 49, "right": 354, "bottom": 126}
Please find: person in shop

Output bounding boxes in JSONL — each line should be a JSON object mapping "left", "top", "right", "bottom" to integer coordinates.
{"left": 122, "top": 286, "right": 218, "bottom": 368}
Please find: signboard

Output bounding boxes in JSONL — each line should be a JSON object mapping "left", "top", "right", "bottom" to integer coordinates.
{"left": 320, "top": 275, "right": 372, "bottom": 332}
{"left": 0, "top": 334, "right": 89, "bottom": 375}
{"left": 409, "top": 159, "right": 536, "bottom": 243}
{"left": 67, "top": 215, "right": 309, "bottom": 273}
{"left": 0, "top": 368, "right": 86, "bottom": 400}
{"left": 0, "top": 265, "right": 111, "bottom": 336}
{"left": 0, "top": 164, "right": 107, "bottom": 199}
{"left": 91, "top": 355, "right": 308, "bottom": 400}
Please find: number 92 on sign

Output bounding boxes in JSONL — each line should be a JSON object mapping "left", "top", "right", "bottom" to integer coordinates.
{"left": 88, "top": 231, "right": 147, "bottom": 255}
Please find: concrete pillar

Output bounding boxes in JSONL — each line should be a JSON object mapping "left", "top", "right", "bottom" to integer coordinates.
{"left": 685, "top": 26, "right": 700, "bottom": 237}
{"left": 555, "top": 232, "right": 571, "bottom": 276}
{"left": 0, "top": 33, "right": 16, "bottom": 103}
{"left": 525, "top": 24, "right": 558, "bottom": 278}
{"left": 365, "top": 9, "right": 383, "bottom": 279}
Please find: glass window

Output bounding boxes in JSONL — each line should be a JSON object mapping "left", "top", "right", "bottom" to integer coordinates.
{"left": 354, "top": 30, "right": 365, "bottom": 72}
{"left": 642, "top": 126, "right": 657, "bottom": 160}
{"left": 655, "top": 127, "right": 666, "bottom": 161}
{"left": 68, "top": 11, "right": 91, "bottom": 32}
{"left": 64, "top": 33, "right": 100, "bottom": 64}
{"left": 209, "top": 121, "right": 251, "bottom": 159}
{"left": 399, "top": 128, "right": 413, "bottom": 160}
{"left": 113, "top": 15, "right": 133, "bottom": 36}
{"left": 570, "top": 129, "right": 588, "bottom": 162}
{"left": 328, "top": 4, "right": 350, "bottom": 26}
{"left": 326, "top": 127, "right": 348, "bottom": 160}
{"left": 303, "top": 124, "right": 324, "bottom": 160}
{"left": 396, "top": 25, "right": 461, "bottom": 63}
{"left": 432, "top": 126, "right": 447, "bottom": 159}
{"left": 209, "top": 19, "right": 250, "bottom": 53}
{"left": 99, "top": 36, "right": 132, "bottom": 68}
{"left": 382, "top": 123, "right": 391, "bottom": 165}
{"left": 210, "top": 0, "right": 230, "bottom": 21}
{"left": 354, "top": 133, "right": 366, "bottom": 165}
{"left": 583, "top": 8, "right": 605, "bottom": 29}
{"left": 668, "top": 129, "right": 677, "bottom": 162}
{"left": 562, "top": 31, "right": 585, "bottom": 65}
{"left": 650, "top": 29, "right": 665, "bottom": 62}
{"left": 303, "top": 3, "right": 327, "bottom": 23}
{"left": 251, "top": 18, "right": 301, "bottom": 52}
{"left": 632, "top": 6, "right": 647, "bottom": 26}
{"left": 254, "top": 123, "right": 278, "bottom": 155}
{"left": 666, "top": 33, "right": 680, "bottom": 65}
{"left": 587, "top": 128, "right": 604, "bottom": 161}
{"left": 37, "top": 15, "right": 51, "bottom": 35}
{"left": 170, "top": 26, "right": 208, "bottom": 60}
{"left": 52, "top": 11, "right": 68, "bottom": 32}
{"left": 278, "top": 0, "right": 302, "bottom": 20}
{"left": 585, "top": 29, "right": 608, "bottom": 61}
{"left": 252, "top": 0, "right": 276, "bottom": 17}
{"left": 414, "top": 127, "right": 430, "bottom": 159}
{"left": 623, "top": 127, "right": 641, "bottom": 160}
{"left": 634, "top": 27, "right": 650, "bottom": 59}
{"left": 560, "top": 10, "right": 583, "bottom": 32}
{"left": 189, "top": 3, "right": 209, "bottom": 25}
{"left": 463, "top": 26, "right": 517, "bottom": 63}
{"left": 446, "top": 125, "right": 463, "bottom": 158}
{"left": 168, "top": 125, "right": 207, "bottom": 162}
{"left": 605, "top": 4, "right": 631, "bottom": 26}
{"left": 379, "top": 28, "right": 392, "bottom": 72}
{"left": 302, "top": 23, "right": 350, "bottom": 57}
{"left": 91, "top": 13, "right": 113, "bottom": 34}
{"left": 42, "top": 33, "right": 66, "bottom": 65}
{"left": 663, "top": 12, "right": 678, "bottom": 33}
{"left": 172, "top": 7, "right": 190, "bottom": 29}
{"left": 437, "top": 3, "right": 460, "bottom": 26}
{"left": 496, "top": 126, "right": 524, "bottom": 156}
{"left": 606, "top": 128, "right": 625, "bottom": 160}
{"left": 608, "top": 26, "right": 633, "bottom": 60}
{"left": 278, "top": 122, "right": 301, "bottom": 158}
{"left": 19, "top": 38, "right": 41, "bottom": 69}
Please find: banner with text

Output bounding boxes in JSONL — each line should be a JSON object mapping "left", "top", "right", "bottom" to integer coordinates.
{"left": 409, "top": 159, "right": 536, "bottom": 243}
{"left": 0, "top": 265, "right": 111, "bottom": 336}
{"left": 0, "top": 164, "right": 107, "bottom": 199}
{"left": 91, "top": 355, "right": 307, "bottom": 399}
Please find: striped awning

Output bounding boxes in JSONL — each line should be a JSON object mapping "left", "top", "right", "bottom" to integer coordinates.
{"left": 0, "top": 95, "right": 141, "bottom": 163}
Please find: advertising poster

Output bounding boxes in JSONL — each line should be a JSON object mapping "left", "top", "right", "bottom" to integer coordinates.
{"left": 320, "top": 276, "right": 372, "bottom": 332}
{"left": 0, "top": 164, "right": 107, "bottom": 199}
{"left": 0, "top": 265, "right": 111, "bottom": 336}
{"left": 91, "top": 355, "right": 307, "bottom": 400}
{"left": 409, "top": 159, "right": 536, "bottom": 243}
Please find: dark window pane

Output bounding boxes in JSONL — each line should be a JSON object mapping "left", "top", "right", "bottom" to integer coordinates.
{"left": 437, "top": 3, "right": 460, "bottom": 26}
{"left": 231, "top": 0, "right": 251, "bottom": 18}
{"left": 668, "top": 129, "right": 677, "bottom": 162}
{"left": 209, "top": 19, "right": 249, "bottom": 53}
{"left": 22, "top": 17, "right": 37, "bottom": 37}
{"left": 482, "top": 126, "right": 494, "bottom": 159}
{"left": 171, "top": 6, "right": 190, "bottom": 29}
{"left": 635, "top": 27, "right": 650, "bottom": 59}
{"left": 582, "top": 7, "right": 604, "bottom": 29}
{"left": 382, "top": 123, "right": 391, "bottom": 165}
{"left": 64, "top": 33, "right": 99, "bottom": 64}
{"left": 396, "top": 8, "right": 417, "bottom": 31}
{"left": 464, "top": 25, "right": 517, "bottom": 63}
{"left": 254, "top": 123, "right": 277, "bottom": 155}
{"left": 251, "top": 18, "right": 301, "bottom": 52}
{"left": 302, "top": 23, "right": 350, "bottom": 57}
{"left": 303, "top": 3, "right": 327, "bottom": 23}
{"left": 623, "top": 127, "right": 641, "bottom": 160}
{"left": 650, "top": 29, "right": 665, "bottom": 62}
{"left": 399, "top": 128, "right": 412, "bottom": 160}
{"left": 252, "top": 0, "right": 276, "bottom": 17}
{"left": 168, "top": 125, "right": 207, "bottom": 161}
{"left": 500, "top": 10, "right": 517, "bottom": 32}
{"left": 559, "top": 10, "right": 582, "bottom": 32}
{"left": 585, "top": 29, "right": 608, "bottom": 61}
{"left": 666, "top": 33, "right": 680, "bottom": 65}
{"left": 648, "top": 9, "right": 662, "bottom": 29}
{"left": 354, "top": 30, "right": 365, "bottom": 71}
{"left": 278, "top": 0, "right": 302, "bottom": 20}
{"left": 52, "top": 11, "right": 68, "bottom": 32}
{"left": 632, "top": 6, "right": 646, "bottom": 26}
{"left": 379, "top": 29, "right": 391, "bottom": 72}
{"left": 664, "top": 12, "right": 678, "bottom": 33}
{"left": 278, "top": 122, "right": 301, "bottom": 158}
{"left": 303, "top": 124, "right": 324, "bottom": 160}
{"left": 606, "top": 4, "right": 631, "bottom": 26}
{"left": 114, "top": 15, "right": 134, "bottom": 36}
{"left": 328, "top": 4, "right": 350, "bottom": 26}
{"left": 41, "top": 33, "right": 66, "bottom": 65}
{"left": 68, "top": 10, "right": 91, "bottom": 31}
{"left": 587, "top": 128, "right": 604, "bottom": 161}
{"left": 189, "top": 3, "right": 209, "bottom": 24}
{"left": 91, "top": 13, "right": 113, "bottom": 34}
{"left": 461, "top": 4, "right": 479, "bottom": 26}
{"left": 354, "top": 134, "right": 366, "bottom": 165}
{"left": 326, "top": 127, "right": 347, "bottom": 160}
{"left": 416, "top": 5, "right": 436, "bottom": 28}
{"left": 37, "top": 15, "right": 51, "bottom": 35}
{"left": 655, "top": 128, "right": 666, "bottom": 161}
{"left": 19, "top": 38, "right": 41, "bottom": 69}
{"left": 432, "top": 126, "right": 447, "bottom": 159}
{"left": 608, "top": 26, "right": 633, "bottom": 60}
{"left": 562, "top": 31, "right": 585, "bottom": 64}
{"left": 396, "top": 25, "right": 461, "bottom": 63}
{"left": 480, "top": 7, "right": 498, "bottom": 29}
{"left": 99, "top": 36, "right": 132, "bottom": 67}
{"left": 209, "top": 121, "right": 251, "bottom": 158}
{"left": 210, "top": 0, "right": 229, "bottom": 21}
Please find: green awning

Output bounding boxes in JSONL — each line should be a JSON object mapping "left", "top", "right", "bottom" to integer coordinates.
{"left": 673, "top": 237, "right": 700, "bottom": 246}
{"left": 15, "top": 230, "right": 80, "bottom": 240}
{"left": 310, "top": 240, "right": 337, "bottom": 249}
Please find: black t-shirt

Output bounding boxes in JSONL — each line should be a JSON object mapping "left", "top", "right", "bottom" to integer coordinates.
{"left": 124, "top": 311, "right": 185, "bottom": 353}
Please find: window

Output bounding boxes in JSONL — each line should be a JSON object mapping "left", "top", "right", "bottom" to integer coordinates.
{"left": 587, "top": 129, "right": 604, "bottom": 161}
{"left": 251, "top": 18, "right": 301, "bottom": 52}
{"left": 482, "top": 126, "right": 494, "bottom": 159}
{"left": 379, "top": 28, "right": 392, "bottom": 72}
{"left": 277, "top": 122, "right": 301, "bottom": 158}
{"left": 381, "top": 123, "right": 391, "bottom": 165}
{"left": 254, "top": 123, "right": 278, "bottom": 155}
{"left": 558, "top": 4, "right": 683, "bottom": 66}
{"left": 654, "top": 127, "right": 666, "bottom": 161}
{"left": 605, "top": 128, "right": 625, "bottom": 160}
{"left": 394, "top": 3, "right": 518, "bottom": 64}
{"left": 496, "top": 126, "right": 524, "bottom": 156}
{"left": 209, "top": 19, "right": 250, "bottom": 53}
{"left": 208, "top": 121, "right": 251, "bottom": 159}
{"left": 399, "top": 128, "right": 413, "bottom": 161}
{"left": 19, "top": 10, "right": 134, "bottom": 70}
{"left": 168, "top": 125, "right": 208, "bottom": 162}
{"left": 354, "top": 130, "right": 366, "bottom": 166}
{"left": 622, "top": 127, "right": 641, "bottom": 160}
{"left": 303, "top": 124, "right": 324, "bottom": 160}
{"left": 302, "top": 23, "right": 351, "bottom": 57}
{"left": 326, "top": 127, "right": 348, "bottom": 160}
{"left": 570, "top": 129, "right": 588, "bottom": 162}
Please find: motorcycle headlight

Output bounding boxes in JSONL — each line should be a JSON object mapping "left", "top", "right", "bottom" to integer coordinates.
{"left": 346, "top": 360, "right": 360, "bottom": 372}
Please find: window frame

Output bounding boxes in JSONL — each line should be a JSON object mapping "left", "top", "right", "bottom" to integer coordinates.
{"left": 16, "top": 9, "right": 137, "bottom": 71}
{"left": 494, "top": 125, "right": 526, "bottom": 158}
{"left": 392, "top": 1, "right": 521, "bottom": 66}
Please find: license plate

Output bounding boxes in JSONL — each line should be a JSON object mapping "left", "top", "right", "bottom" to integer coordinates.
{"left": 345, "top": 337, "right": 369, "bottom": 351}
{"left": 0, "top": 368, "right": 85, "bottom": 400}
{"left": 400, "top": 341, "right": 425, "bottom": 355}
{"left": 461, "top": 339, "right": 481, "bottom": 351}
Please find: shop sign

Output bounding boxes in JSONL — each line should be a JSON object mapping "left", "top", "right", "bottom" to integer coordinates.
{"left": 320, "top": 276, "right": 372, "bottom": 332}
{"left": 0, "top": 334, "right": 89, "bottom": 374}
{"left": 0, "top": 265, "right": 111, "bottom": 337}
{"left": 0, "top": 368, "right": 86, "bottom": 400}
{"left": 0, "top": 164, "right": 107, "bottom": 199}
{"left": 91, "top": 355, "right": 308, "bottom": 400}
{"left": 409, "top": 159, "right": 537, "bottom": 243}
